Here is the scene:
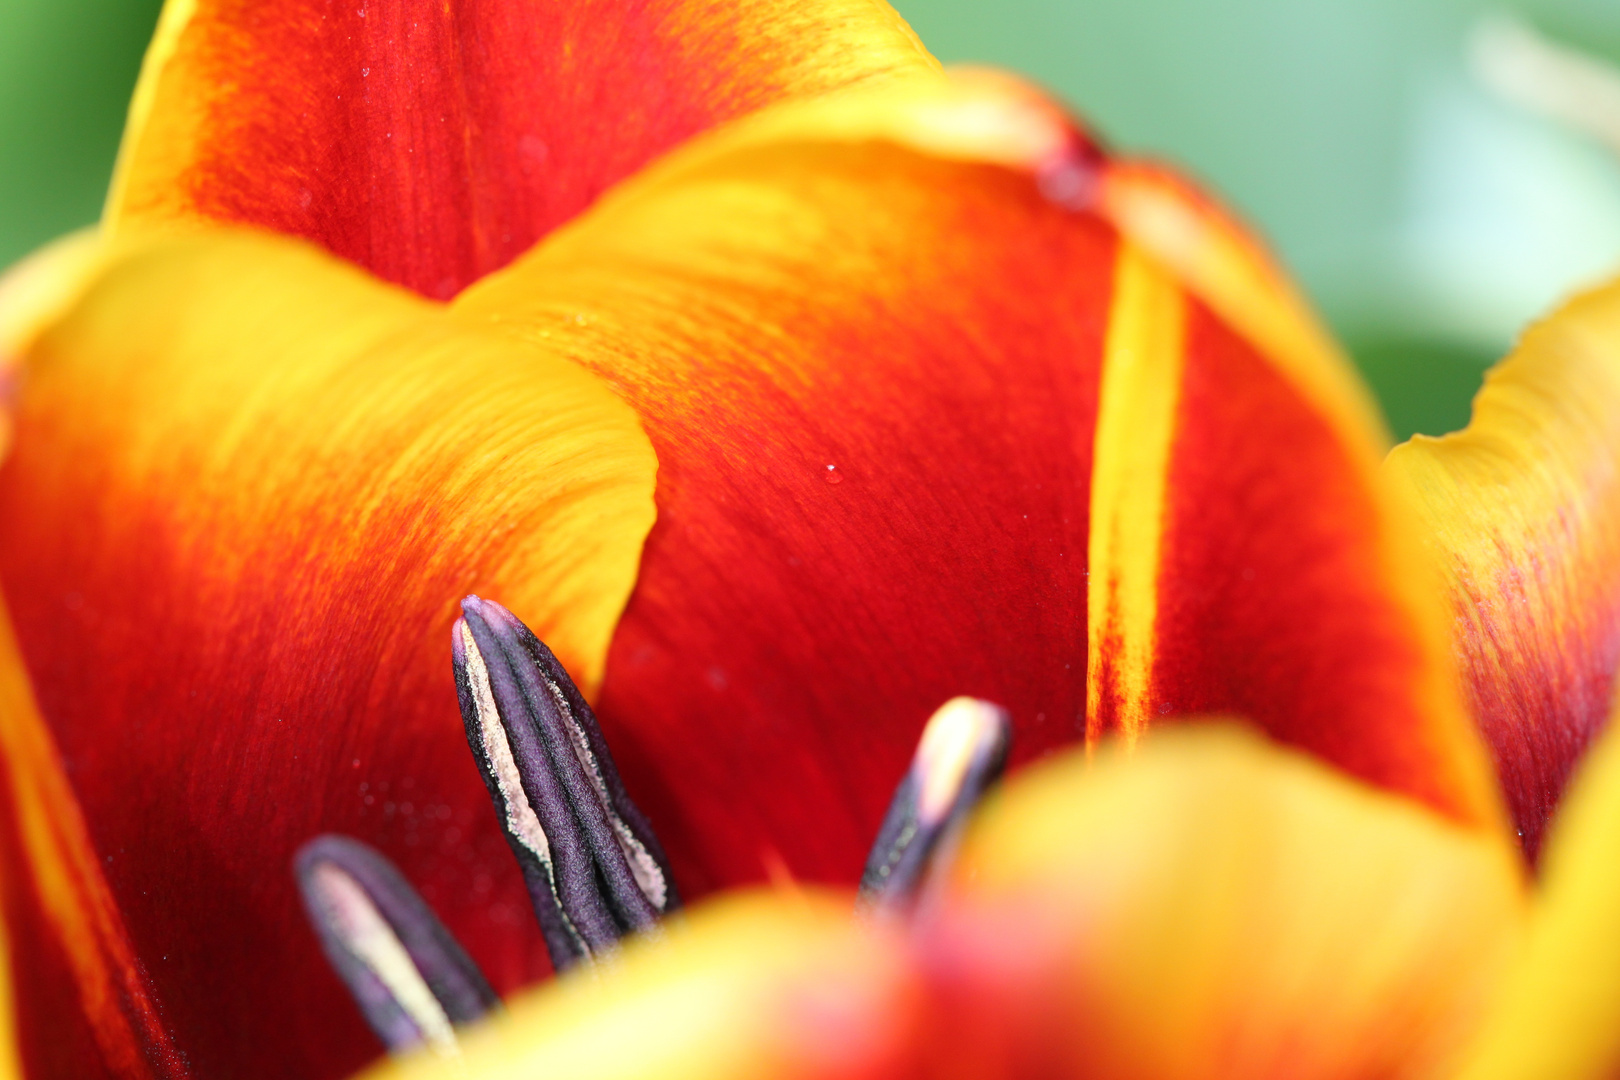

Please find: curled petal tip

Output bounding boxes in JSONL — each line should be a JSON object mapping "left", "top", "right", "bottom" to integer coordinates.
{"left": 861, "top": 697, "right": 1011, "bottom": 908}
{"left": 295, "top": 835, "right": 497, "bottom": 1057}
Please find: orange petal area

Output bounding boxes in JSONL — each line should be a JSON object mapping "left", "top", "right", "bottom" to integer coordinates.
{"left": 360, "top": 890, "right": 920, "bottom": 1080}
{"left": 925, "top": 725, "right": 1526, "bottom": 1080}
{"left": 1449, "top": 701, "right": 1620, "bottom": 1080}
{"left": 106, "top": 0, "right": 939, "bottom": 299}
{"left": 0, "top": 229, "right": 105, "bottom": 458}
{"left": 1384, "top": 280, "right": 1620, "bottom": 858}
{"left": 0, "top": 230, "right": 656, "bottom": 1076}
{"left": 455, "top": 71, "right": 1498, "bottom": 900}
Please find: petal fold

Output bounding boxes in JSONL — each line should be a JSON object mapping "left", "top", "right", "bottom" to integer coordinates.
{"left": 107, "top": 0, "right": 939, "bottom": 297}
{"left": 0, "top": 229, "right": 656, "bottom": 1076}
{"left": 456, "top": 71, "right": 1500, "bottom": 898}
{"left": 1384, "top": 279, "right": 1620, "bottom": 856}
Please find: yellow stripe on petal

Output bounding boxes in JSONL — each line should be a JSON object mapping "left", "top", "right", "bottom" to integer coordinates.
{"left": 1450, "top": 704, "right": 1620, "bottom": 1080}
{"left": 1098, "top": 161, "right": 1390, "bottom": 454}
{"left": 1086, "top": 244, "right": 1186, "bottom": 746}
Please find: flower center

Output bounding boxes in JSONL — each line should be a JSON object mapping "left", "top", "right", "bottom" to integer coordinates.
{"left": 296, "top": 595, "right": 1009, "bottom": 1056}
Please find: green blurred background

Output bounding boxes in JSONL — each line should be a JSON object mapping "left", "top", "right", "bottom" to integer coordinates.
{"left": 5, "top": 0, "right": 1620, "bottom": 439}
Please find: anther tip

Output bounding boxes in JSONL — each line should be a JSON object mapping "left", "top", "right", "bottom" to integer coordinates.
{"left": 459, "top": 594, "right": 524, "bottom": 632}
{"left": 915, "top": 697, "right": 1010, "bottom": 826}
{"left": 295, "top": 833, "right": 364, "bottom": 879}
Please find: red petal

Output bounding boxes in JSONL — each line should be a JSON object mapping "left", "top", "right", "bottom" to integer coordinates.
{"left": 455, "top": 74, "right": 1499, "bottom": 896}
{"left": 108, "top": 0, "right": 937, "bottom": 298}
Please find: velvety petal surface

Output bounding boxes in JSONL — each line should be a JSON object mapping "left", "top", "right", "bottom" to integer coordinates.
{"left": 0, "top": 230, "right": 657, "bottom": 1077}
{"left": 1450, "top": 699, "right": 1620, "bottom": 1080}
{"left": 1385, "top": 279, "right": 1620, "bottom": 858}
{"left": 0, "top": 605, "right": 182, "bottom": 1080}
{"left": 456, "top": 72, "right": 1499, "bottom": 896}
{"left": 107, "top": 0, "right": 938, "bottom": 298}
{"left": 921, "top": 725, "right": 1525, "bottom": 1080}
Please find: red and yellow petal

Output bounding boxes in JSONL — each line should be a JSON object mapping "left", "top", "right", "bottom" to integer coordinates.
{"left": 921, "top": 726, "right": 1525, "bottom": 1080}
{"left": 455, "top": 71, "right": 1500, "bottom": 897}
{"left": 0, "top": 605, "right": 179, "bottom": 1080}
{"left": 106, "top": 0, "right": 939, "bottom": 299}
{"left": 0, "top": 230, "right": 656, "bottom": 1076}
{"left": 1384, "top": 280, "right": 1620, "bottom": 858}
{"left": 1449, "top": 698, "right": 1620, "bottom": 1080}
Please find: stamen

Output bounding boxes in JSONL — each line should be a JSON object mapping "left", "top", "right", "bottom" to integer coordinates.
{"left": 859, "top": 697, "right": 1011, "bottom": 908}
{"left": 295, "top": 835, "right": 498, "bottom": 1056}
{"left": 452, "top": 595, "right": 679, "bottom": 971}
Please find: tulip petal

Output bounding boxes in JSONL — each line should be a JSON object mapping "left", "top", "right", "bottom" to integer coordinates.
{"left": 0, "top": 229, "right": 105, "bottom": 459}
{"left": 1384, "top": 281, "right": 1620, "bottom": 857}
{"left": 455, "top": 72, "right": 1500, "bottom": 895}
{"left": 1448, "top": 699, "right": 1620, "bottom": 1080}
{"left": 0, "top": 230, "right": 656, "bottom": 1075}
{"left": 0, "top": 604, "right": 174, "bottom": 1079}
{"left": 925, "top": 725, "right": 1525, "bottom": 1080}
{"left": 356, "top": 889, "right": 920, "bottom": 1080}
{"left": 106, "top": 0, "right": 939, "bottom": 298}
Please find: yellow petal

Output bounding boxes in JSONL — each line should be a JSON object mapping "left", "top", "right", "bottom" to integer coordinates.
{"left": 357, "top": 890, "right": 918, "bottom": 1080}
{"left": 0, "top": 229, "right": 105, "bottom": 460}
{"left": 1384, "top": 279, "right": 1620, "bottom": 858}
{"left": 929, "top": 726, "right": 1525, "bottom": 1080}
{"left": 0, "top": 229, "right": 103, "bottom": 364}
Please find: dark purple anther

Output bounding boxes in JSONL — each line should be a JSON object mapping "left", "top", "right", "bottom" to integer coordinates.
{"left": 452, "top": 595, "right": 679, "bottom": 972}
{"left": 295, "top": 835, "right": 498, "bottom": 1055}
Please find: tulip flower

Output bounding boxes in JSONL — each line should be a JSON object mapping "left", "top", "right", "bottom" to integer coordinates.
{"left": 3, "top": 0, "right": 1620, "bottom": 1077}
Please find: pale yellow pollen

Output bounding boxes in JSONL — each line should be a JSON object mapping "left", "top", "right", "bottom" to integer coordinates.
{"left": 458, "top": 622, "right": 551, "bottom": 865}
{"left": 307, "top": 864, "right": 458, "bottom": 1056}
{"left": 914, "top": 697, "right": 1003, "bottom": 824}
